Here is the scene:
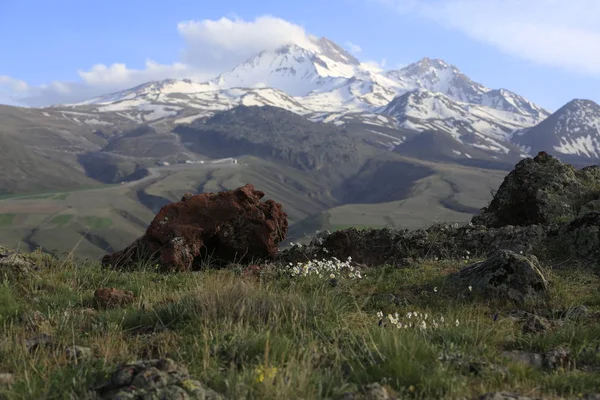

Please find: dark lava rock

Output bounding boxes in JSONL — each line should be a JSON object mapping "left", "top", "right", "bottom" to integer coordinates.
{"left": 472, "top": 151, "right": 600, "bottom": 228}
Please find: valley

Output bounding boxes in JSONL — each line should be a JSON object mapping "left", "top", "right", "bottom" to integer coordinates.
{"left": 0, "top": 152, "right": 504, "bottom": 259}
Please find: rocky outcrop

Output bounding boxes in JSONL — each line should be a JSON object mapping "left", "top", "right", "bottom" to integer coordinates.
{"left": 0, "top": 246, "right": 41, "bottom": 273}
{"left": 102, "top": 184, "right": 288, "bottom": 272}
{"left": 472, "top": 151, "right": 600, "bottom": 228}
{"left": 280, "top": 152, "right": 600, "bottom": 268}
{"left": 447, "top": 250, "right": 548, "bottom": 304}
{"left": 278, "top": 223, "right": 550, "bottom": 267}
{"left": 556, "top": 211, "right": 600, "bottom": 259}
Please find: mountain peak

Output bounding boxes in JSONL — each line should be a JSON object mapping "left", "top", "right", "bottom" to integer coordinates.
{"left": 414, "top": 57, "right": 452, "bottom": 69}
{"left": 562, "top": 98, "right": 600, "bottom": 111}
{"left": 313, "top": 37, "right": 360, "bottom": 65}
{"left": 385, "top": 57, "right": 488, "bottom": 104}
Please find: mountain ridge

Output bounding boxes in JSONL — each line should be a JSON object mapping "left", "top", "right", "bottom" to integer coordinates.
{"left": 8, "top": 35, "right": 600, "bottom": 165}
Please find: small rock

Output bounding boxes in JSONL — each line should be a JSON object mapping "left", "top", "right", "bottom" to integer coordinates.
{"left": 501, "top": 350, "right": 543, "bottom": 370}
{"left": 521, "top": 314, "right": 551, "bottom": 335}
{"left": 478, "top": 392, "right": 542, "bottom": 400}
{"left": 565, "top": 305, "right": 590, "bottom": 320}
{"left": 502, "top": 347, "right": 573, "bottom": 372}
{"left": 94, "top": 288, "right": 135, "bottom": 309}
{"left": 66, "top": 346, "right": 92, "bottom": 362}
{"left": 396, "top": 258, "right": 415, "bottom": 267}
{"left": 310, "top": 230, "right": 331, "bottom": 247}
{"left": 543, "top": 347, "right": 573, "bottom": 371}
{"left": 26, "top": 333, "right": 52, "bottom": 352}
{"left": 0, "top": 373, "right": 15, "bottom": 386}
{"left": 364, "top": 382, "right": 394, "bottom": 400}
{"left": 582, "top": 394, "right": 600, "bottom": 400}
{"left": 89, "top": 358, "right": 225, "bottom": 400}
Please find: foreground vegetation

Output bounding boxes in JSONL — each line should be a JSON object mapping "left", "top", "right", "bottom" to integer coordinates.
{"left": 0, "top": 249, "right": 599, "bottom": 399}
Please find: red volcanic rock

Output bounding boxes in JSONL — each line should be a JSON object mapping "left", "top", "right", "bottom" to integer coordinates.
{"left": 102, "top": 184, "right": 288, "bottom": 271}
{"left": 94, "top": 288, "right": 135, "bottom": 309}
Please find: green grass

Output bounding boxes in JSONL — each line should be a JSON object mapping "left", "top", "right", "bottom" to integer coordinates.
{"left": 81, "top": 216, "right": 112, "bottom": 230}
{"left": 0, "top": 214, "right": 16, "bottom": 227}
{"left": 0, "top": 184, "right": 121, "bottom": 201}
{"left": 52, "top": 193, "right": 70, "bottom": 200}
{"left": 0, "top": 250, "right": 598, "bottom": 399}
{"left": 50, "top": 215, "right": 74, "bottom": 227}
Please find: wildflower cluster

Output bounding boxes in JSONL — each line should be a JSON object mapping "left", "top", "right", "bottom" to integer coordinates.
{"left": 254, "top": 365, "right": 278, "bottom": 383}
{"left": 377, "top": 310, "right": 460, "bottom": 331}
{"left": 287, "top": 256, "right": 363, "bottom": 279}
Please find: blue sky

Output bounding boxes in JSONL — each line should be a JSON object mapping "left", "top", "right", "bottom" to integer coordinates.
{"left": 1, "top": 0, "right": 599, "bottom": 110}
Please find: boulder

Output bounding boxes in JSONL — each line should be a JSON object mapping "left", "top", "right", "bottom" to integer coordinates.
{"left": 447, "top": 250, "right": 548, "bottom": 304}
{"left": 472, "top": 151, "right": 600, "bottom": 228}
{"left": 102, "top": 184, "right": 288, "bottom": 272}
{"left": 556, "top": 211, "right": 600, "bottom": 260}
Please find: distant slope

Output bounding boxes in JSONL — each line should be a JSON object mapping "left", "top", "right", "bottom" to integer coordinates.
{"left": 173, "top": 105, "right": 368, "bottom": 171}
{"left": 0, "top": 105, "right": 106, "bottom": 193}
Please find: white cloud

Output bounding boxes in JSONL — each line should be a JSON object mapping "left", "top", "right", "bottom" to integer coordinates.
{"left": 0, "top": 76, "right": 30, "bottom": 93}
{"left": 1, "top": 16, "right": 316, "bottom": 107}
{"left": 177, "top": 16, "right": 316, "bottom": 70}
{"left": 380, "top": 0, "right": 600, "bottom": 75}
{"left": 346, "top": 41, "right": 363, "bottom": 54}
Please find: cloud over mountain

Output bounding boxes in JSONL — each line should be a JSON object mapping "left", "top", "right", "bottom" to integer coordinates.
{"left": 0, "top": 16, "right": 317, "bottom": 107}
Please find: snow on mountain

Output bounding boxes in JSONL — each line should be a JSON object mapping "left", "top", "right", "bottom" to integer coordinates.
{"left": 210, "top": 37, "right": 363, "bottom": 97}
{"left": 73, "top": 79, "right": 215, "bottom": 106}
{"left": 382, "top": 89, "right": 529, "bottom": 156}
{"left": 386, "top": 58, "right": 488, "bottom": 104}
{"left": 386, "top": 58, "right": 551, "bottom": 120}
{"left": 512, "top": 99, "right": 600, "bottom": 159}
{"left": 480, "top": 89, "right": 549, "bottom": 120}
{"left": 59, "top": 36, "right": 554, "bottom": 160}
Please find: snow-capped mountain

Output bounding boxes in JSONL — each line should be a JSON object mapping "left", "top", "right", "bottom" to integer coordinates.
{"left": 386, "top": 58, "right": 488, "bottom": 104}
{"left": 382, "top": 89, "right": 529, "bottom": 156}
{"left": 59, "top": 36, "right": 559, "bottom": 160}
{"left": 512, "top": 99, "right": 600, "bottom": 159}
{"left": 210, "top": 38, "right": 363, "bottom": 96}
{"left": 386, "top": 58, "right": 550, "bottom": 120}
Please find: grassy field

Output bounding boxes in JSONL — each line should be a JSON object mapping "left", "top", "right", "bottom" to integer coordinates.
{"left": 0, "top": 156, "right": 506, "bottom": 260}
{"left": 0, "top": 214, "right": 16, "bottom": 227}
{"left": 0, "top": 250, "right": 598, "bottom": 399}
